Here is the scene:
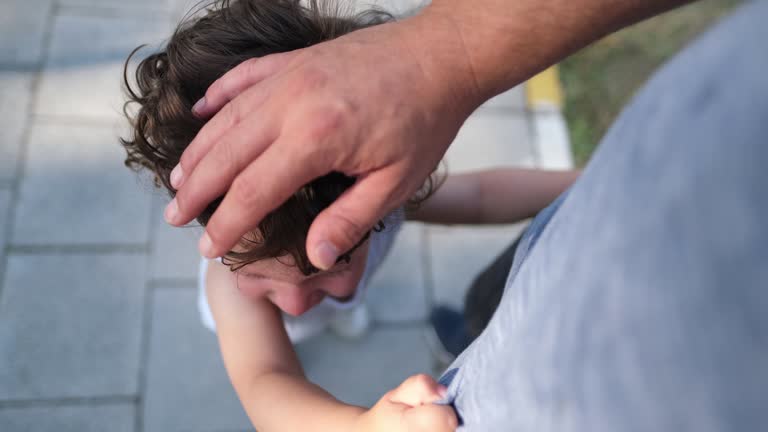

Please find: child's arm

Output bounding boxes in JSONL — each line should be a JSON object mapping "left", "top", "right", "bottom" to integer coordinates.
{"left": 206, "top": 260, "right": 362, "bottom": 431}
{"left": 205, "top": 260, "right": 456, "bottom": 432}
{"left": 408, "top": 168, "right": 580, "bottom": 224}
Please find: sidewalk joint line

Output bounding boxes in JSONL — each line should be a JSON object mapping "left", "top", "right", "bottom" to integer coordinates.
{"left": 134, "top": 285, "right": 154, "bottom": 432}
{"left": 0, "top": 394, "right": 137, "bottom": 409}
{"left": 0, "top": 64, "right": 40, "bottom": 72}
{"left": 7, "top": 244, "right": 149, "bottom": 254}
{"left": 0, "top": 0, "right": 58, "bottom": 306}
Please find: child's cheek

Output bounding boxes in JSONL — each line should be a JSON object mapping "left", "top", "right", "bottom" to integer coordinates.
{"left": 323, "top": 273, "right": 363, "bottom": 299}
{"left": 232, "top": 277, "right": 269, "bottom": 300}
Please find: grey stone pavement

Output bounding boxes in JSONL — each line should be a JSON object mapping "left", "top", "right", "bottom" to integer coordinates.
{"left": 0, "top": 1, "right": 544, "bottom": 430}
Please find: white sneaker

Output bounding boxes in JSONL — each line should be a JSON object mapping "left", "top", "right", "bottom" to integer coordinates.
{"left": 329, "top": 303, "right": 371, "bottom": 340}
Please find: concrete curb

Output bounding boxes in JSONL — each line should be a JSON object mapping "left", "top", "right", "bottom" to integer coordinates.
{"left": 526, "top": 66, "right": 574, "bottom": 170}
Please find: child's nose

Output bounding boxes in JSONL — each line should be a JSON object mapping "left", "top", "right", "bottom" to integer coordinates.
{"left": 274, "top": 287, "right": 325, "bottom": 316}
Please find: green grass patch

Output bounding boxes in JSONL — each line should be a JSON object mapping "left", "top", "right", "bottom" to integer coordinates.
{"left": 559, "top": 0, "right": 742, "bottom": 166}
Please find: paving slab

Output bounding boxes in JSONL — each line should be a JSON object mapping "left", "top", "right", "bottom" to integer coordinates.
{"left": 143, "top": 287, "right": 251, "bottom": 432}
{"left": 0, "top": 0, "right": 52, "bottom": 66}
{"left": 296, "top": 326, "right": 434, "bottom": 407}
{"left": 11, "top": 123, "right": 152, "bottom": 246}
{"left": 35, "top": 11, "right": 168, "bottom": 120}
{"left": 0, "top": 71, "right": 33, "bottom": 184}
{"left": 0, "top": 403, "right": 135, "bottom": 432}
{"left": 149, "top": 193, "right": 203, "bottom": 281}
{"left": 0, "top": 253, "right": 145, "bottom": 401}
{"left": 427, "top": 224, "right": 527, "bottom": 309}
{"left": 444, "top": 111, "right": 536, "bottom": 173}
{"left": 367, "top": 222, "right": 429, "bottom": 322}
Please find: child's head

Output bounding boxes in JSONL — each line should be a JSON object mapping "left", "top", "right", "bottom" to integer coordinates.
{"left": 121, "top": 0, "right": 412, "bottom": 315}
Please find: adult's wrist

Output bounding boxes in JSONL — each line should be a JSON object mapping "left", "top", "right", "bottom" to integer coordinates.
{"left": 418, "top": 0, "right": 692, "bottom": 101}
{"left": 395, "top": 8, "right": 488, "bottom": 121}
{"left": 398, "top": 0, "right": 556, "bottom": 111}
{"left": 421, "top": 0, "right": 588, "bottom": 100}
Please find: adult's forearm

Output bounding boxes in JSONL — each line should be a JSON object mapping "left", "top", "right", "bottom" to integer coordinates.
{"left": 409, "top": 0, "right": 692, "bottom": 105}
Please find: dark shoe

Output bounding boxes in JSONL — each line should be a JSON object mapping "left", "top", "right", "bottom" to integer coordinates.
{"left": 426, "top": 306, "right": 472, "bottom": 366}
{"left": 463, "top": 236, "right": 520, "bottom": 338}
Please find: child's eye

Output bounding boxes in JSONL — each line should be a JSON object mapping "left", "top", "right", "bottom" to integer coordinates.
{"left": 325, "top": 268, "right": 349, "bottom": 278}
{"left": 239, "top": 271, "right": 265, "bottom": 279}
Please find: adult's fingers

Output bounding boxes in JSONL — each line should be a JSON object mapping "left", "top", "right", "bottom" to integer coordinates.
{"left": 172, "top": 81, "right": 273, "bottom": 190}
{"left": 199, "top": 137, "right": 327, "bottom": 258}
{"left": 387, "top": 374, "right": 447, "bottom": 407}
{"left": 192, "top": 51, "right": 297, "bottom": 118}
{"left": 306, "top": 166, "right": 409, "bottom": 270}
{"left": 168, "top": 111, "right": 278, "bottom": 226}
{"left": 402, "top": 404, "right": 458, "bottom": 432}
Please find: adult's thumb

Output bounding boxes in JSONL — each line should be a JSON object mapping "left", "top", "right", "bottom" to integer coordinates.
{"left": 306, "top": 169, "right": 405, "bottom": 270}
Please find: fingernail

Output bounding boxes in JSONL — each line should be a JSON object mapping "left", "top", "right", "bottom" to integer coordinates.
{"left": 192, "top": 97, "right": 206, "bottom": 115}
{"left": 314, "top": 241, "right": 339, "bottom": 271}
{"left": 170, "top": 164, "right": 183, "bottom": 189}
{"left": 438, "top": 385, "right": 448, "bottom": 399}
{"left": 447, "top": 411, "right": 458, "bottom": 429}
{"left": 199, "top": 231, "right": 215, "bottom": 258}
{"left": 164, "top": 198, "right": 178, "bottom": 224}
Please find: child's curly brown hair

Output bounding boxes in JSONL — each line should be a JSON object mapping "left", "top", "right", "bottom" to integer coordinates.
{"left": 121, "top": 0, "right": 437, "bottom": 275}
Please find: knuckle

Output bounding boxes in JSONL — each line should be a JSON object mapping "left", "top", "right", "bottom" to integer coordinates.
{"left": 284, "top": 67, "right": 325, "bottom": 100}
{"left": 242, "top": 57, "right": 262, "bottom": 77}
{"left": 405, "top": 373, "right": 430, "bottom": 389}
{"left": 305, "top": 100, "right": 352, "bottom": 142}
{"left": 209, "top": 142, "right": 238, "bottom": 176}
{"left": 179, "top": 147, "right": 197, "bottom": 172}
{"left": 174, "top": 190, "right": 189, "bottom": 215}
{"left": 230, "top": 175, "right": 260, "bottom": 210}
{"left": 412, "top": 374, "right": 433, "bottom": 388}
{"left": 300, "top": 66, "right": 330, "bottom": 91}
{"left": 329, "top": 211, "right": 368, "bottom": 251}
{"left": 219, "top": 100, "right": 242, "bottom": 125}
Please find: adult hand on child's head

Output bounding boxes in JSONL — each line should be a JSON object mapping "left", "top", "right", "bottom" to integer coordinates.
{"left": 164, "top": 8, "right": 483, "bottom": 269}
{"left": 356, "top": 374, "right": 458, "bottom": 432}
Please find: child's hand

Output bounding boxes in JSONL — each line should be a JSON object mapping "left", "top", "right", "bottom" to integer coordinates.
{"left": 356, "top": 374, "right": 458, "bottom": 432}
